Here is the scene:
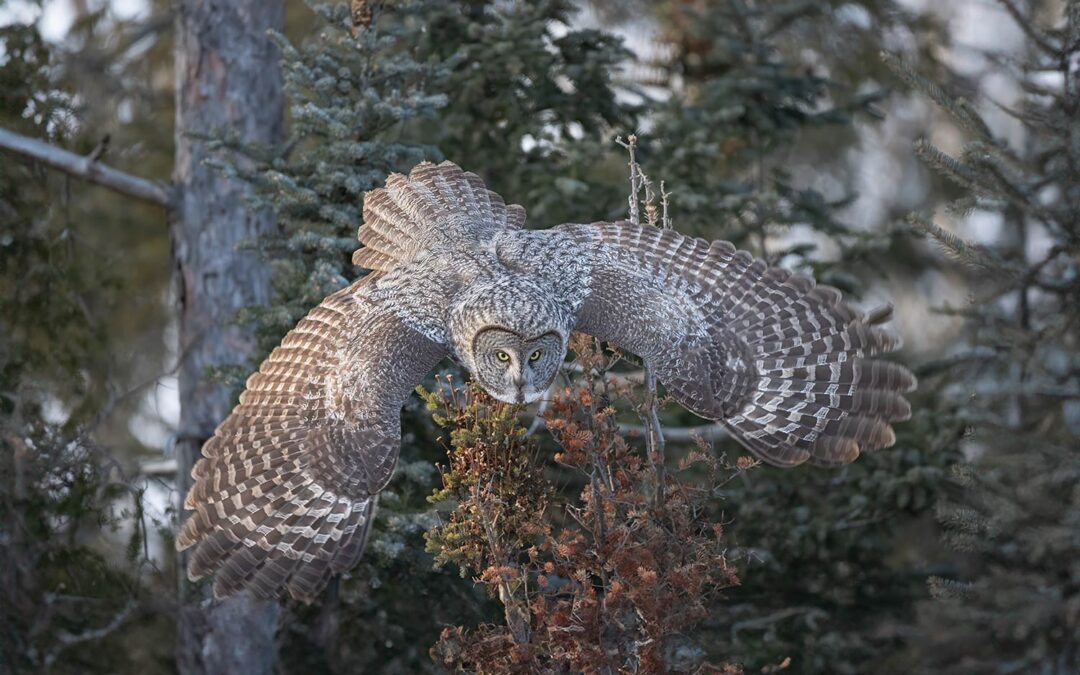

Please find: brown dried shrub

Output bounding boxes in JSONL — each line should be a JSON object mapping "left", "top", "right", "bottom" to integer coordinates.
{"left": 424, "top": 338, "right": 743, "bottom": 674}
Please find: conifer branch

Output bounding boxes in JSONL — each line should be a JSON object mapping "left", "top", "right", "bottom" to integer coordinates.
{"left": 0, "top": 127, "right": 174, "bottom": 208}
{"left": 927, "top": 576, "right": 974, "bottom": 601}
{"left": 913, "top": 139, "right": 986, "bottom": 195}
{"left": 881, "top": 52, "right": 994, "bottom": 141}
{"left": 995, "top": 0, "right": 1062, "bottom": 56}
{"left": 907, "top": 214, "right": 1015, "bottom": 275}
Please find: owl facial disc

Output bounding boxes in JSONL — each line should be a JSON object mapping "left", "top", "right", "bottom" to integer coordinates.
{"left": 470, "top": 327, "right": 562, "bottom": 404}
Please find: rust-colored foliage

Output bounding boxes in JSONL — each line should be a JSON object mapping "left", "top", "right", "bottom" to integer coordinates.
{"left": 425, "top": 339, "right": 742, "bottom": 674}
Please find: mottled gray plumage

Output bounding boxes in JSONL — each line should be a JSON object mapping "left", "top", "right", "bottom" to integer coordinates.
{"left": 178, "top": 161, "right": 915, "bottom": 601}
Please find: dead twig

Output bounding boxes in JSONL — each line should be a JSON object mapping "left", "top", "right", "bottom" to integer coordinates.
{"left": 616, "top": 134, "right": 642, "bottom": 225}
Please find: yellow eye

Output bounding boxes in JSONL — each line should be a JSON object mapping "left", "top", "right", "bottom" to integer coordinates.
{"left": 496, "top": 351, "right": 510, "bottom": 362}
{"left": 529, "top": 350, "right": 542, "bottom": 362}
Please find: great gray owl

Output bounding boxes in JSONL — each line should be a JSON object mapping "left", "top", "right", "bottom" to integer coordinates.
{"left": 177, "top": 161, "right": 915, "bottom": 602}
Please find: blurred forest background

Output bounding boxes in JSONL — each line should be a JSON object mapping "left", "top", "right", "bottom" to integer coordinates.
{"left": 0, "top": 0, "right": 1077, "bottom": 673}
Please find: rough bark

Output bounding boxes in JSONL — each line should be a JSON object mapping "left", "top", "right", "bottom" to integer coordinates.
{"left": 1068, "top": 1, "right": 1080, "bottom": 185}
{"left": 171, "top": 1, "right": 284, "bottom": 673}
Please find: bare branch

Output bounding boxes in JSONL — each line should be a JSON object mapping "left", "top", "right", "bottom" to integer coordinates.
{"left": 476, "top": 484, "right": 531, "bottom": 645}
{"left": 562, "top": 361, "right": 645, "bottom": 386}
{"left": 44, "top": 600, "right": 139, "bottom": 668}
{"left": 641, "top": 364, "right": 666, "bottom": 505}
{"left": 0, "top": 127, "right": 174, "bottom": 208}
{"left": 616, "top": 134, "right": 642, "bottom": 225}
{"left": 660, "top": 179, "right": 671, "bottom": 230}
{"left": 620, "top": 422, "right": 730, "bottom": 443}
{"left": 112, "top": 12, "right": 174, "bottom": 59}
{"left": 64, "top": 12, "right": 174, "bottom": 71}
{"left": 139, "top": 458, "right": 179, "bottom": 477}
{"left": 731, "top": 606, "right": 827, "bottom": 640}
{"left": 524, "top": 387, "right": 552, "bottom": 437}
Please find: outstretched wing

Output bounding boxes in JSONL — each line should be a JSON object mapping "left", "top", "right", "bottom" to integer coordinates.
{"left": 352, "top": 160, "right": 527, "bottom": 273}
{"left": 559, "top": 221, "right": 916, "bottom": 467}
{"left": 176, "top": 275, "right": 447, "bottom": 601}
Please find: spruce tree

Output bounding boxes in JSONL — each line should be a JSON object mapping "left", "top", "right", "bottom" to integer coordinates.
{"left": 214, "top": 4, "right": 464, "bottom": 670}
{"left": 238, "top": 2, "right": 958, "bottom": 671}
{"left": 629, "top": 3, "right": 961, "bottom": 672}
{"left": 4, "top": 1, "right": 1013, "bottom": 670}
{"left": 0, "top": 17, "right": 173, "bottom": 672}
{"left": 407, "top": 0, "right": 639, "bottom": 225}
{"left": 220, "top": 2, "right": 638, "bottom": 670}
{"left": 884, "top": 1, "right": 1080, "bottom": 672}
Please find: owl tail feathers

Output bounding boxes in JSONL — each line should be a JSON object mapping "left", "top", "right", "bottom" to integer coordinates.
{"left": 719, "top": 303, "right": 917, "bottom": 468}
{"left": 353, "top": 161, "right": 526, "bottom": 272}
{"left": 177, "top": 470, "right": 377, "bottom": 603}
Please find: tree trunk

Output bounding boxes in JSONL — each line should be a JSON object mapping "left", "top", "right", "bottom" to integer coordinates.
{"left": 1068, "top": 1, "right": 1079, "bottom": 163}
{"left": 171, "top": 1, "right": 284, "bottom": 673}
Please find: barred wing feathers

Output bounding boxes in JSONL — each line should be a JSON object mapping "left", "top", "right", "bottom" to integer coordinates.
{"left": 176, "top": 276, "right": 447, "bottom": 601}
{"left": 353, "top": 160, "right": 526, "bottom": 272}
{"left": 560, "top": 221, "right": 915, "bottom": 467}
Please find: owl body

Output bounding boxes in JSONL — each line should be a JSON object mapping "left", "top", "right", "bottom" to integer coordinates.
{"left": 178, "top": 161, "right": 916, "bottom": 602}
{"left": 365, "top": 224, "right": 588, "bottom": 404}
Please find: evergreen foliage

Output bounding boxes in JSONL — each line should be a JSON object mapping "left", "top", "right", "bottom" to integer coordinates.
{"left": 216, "top": 3, "right": 638, "bottom": 671}
{"left": 214, "top": 5, "right": 469, "bottom": 671}
{"left": 0, "top": 19, "right": 114, "bottom": 421}
{"left": 7, "top": 0, "right": 1076, "bottom": 672}
{"left": 884, "top": 1, "right": 1080, "bottom": 671}
{"left": 408, "top": 0, "right": 639, "bottom": 225}
{"left": 641, "top": 1, "right": 895, "bottom": 245}
{"left": 0, "top": 17, "right": 171, "bottom": 673}
{"left": 45, "top": 1, "right": 955, "bottom": 670}
{"left": 622, "top": 3, "right": 962, "bottom": 672}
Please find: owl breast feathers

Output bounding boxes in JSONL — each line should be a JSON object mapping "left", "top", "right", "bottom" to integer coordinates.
{"left": 178, "top": 160, "right": 916, "bottom": 602}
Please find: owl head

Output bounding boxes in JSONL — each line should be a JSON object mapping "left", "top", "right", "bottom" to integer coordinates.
{"left": 448, "top": 275, "right": 572, "bottom": 404}
{"left": 470, "top": 327, "right": 563, "bottom": 403}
